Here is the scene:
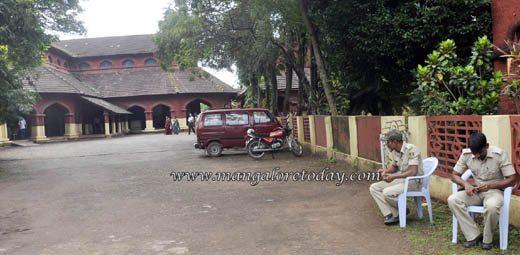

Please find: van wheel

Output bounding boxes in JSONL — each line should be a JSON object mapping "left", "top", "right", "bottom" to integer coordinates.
{"left": 207, "top": 142, "right": 223, "bottom": 157}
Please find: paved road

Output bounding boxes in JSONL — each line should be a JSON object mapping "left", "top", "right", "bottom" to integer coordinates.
{"left": 0, "top": 133, "right": 411, "bottom": 255}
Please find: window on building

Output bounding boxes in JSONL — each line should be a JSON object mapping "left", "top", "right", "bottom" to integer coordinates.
{"left": 47, "top": 56, "right": 53, "bottom": 63}
{"left": 64, "top": 62, "right": 69, "bottom": 68}
{"left": 57, "top": 59, "right": 61, "bottom": 66}
{"left": 78, "top": 63, "right": 90, "bottom": 69}
{"left": 144, "top": 58, "right": 157, "bottom": 65}
{"left": 203, "top": 113, "right": 223, "bottom": 126}
{"left": 100, "top": 60, "right": 112, "bottom": 68}
{"left": 122, "top": 59, "right": 135, "bottom": 67}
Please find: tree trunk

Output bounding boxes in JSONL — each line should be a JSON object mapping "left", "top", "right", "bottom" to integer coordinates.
{"left": 250, "top": 74, "right": 260, "bottom": 107}
{"left": 283, "top": 60, "right": 293, "bottom": 115}
{"left": 264, "top": 72, "right": 271, "bottom": 109}
{"left": 309, "top": 45, "right": 318, "bottom": 114}
{"left": 270, "top": 62, "right": 279, "bottom": 116}
{"left": 296, "top": 39, "right": 306, "bottom": 116}
{"left": 297, "top": 73, "right": 304, "bottom": 116}
{"left": 298, "top": 0, "right": 338, "bottom": 116}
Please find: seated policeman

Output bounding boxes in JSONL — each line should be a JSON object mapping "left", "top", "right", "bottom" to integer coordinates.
{"left": 448, "top": 132, "right": 518, "bottom": 250}
{"left": 369, "top": 130, "right": 423, "bottom": 225}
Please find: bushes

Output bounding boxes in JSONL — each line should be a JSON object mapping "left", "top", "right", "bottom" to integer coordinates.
{"left": 412, "top": 36, "right": 502, "bottom": 115}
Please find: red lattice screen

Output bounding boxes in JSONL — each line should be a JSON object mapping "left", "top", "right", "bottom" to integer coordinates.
{"left": 292, "top": 116, "right": 298, "bottom": 139}
{"left": 303, "top": 116, "right": 311, "bottom": 143}
{"left": 509, "top": 116, "right": 520, "bottom": 196}
{"left": 427, "top": 116, "right": 482, "bottom": 178}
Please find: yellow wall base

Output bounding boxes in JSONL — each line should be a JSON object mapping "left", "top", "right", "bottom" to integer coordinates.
{"left": 31, "top": 125, "right": 49, "bottom": 142}
{"left": 64, "top": 123, "right": 79, "bottom": 139}
{"left": 143, "top": 120, "right": 155, "bottom": 132}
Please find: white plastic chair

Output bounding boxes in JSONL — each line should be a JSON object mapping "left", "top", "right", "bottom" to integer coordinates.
{"left": 451, "top": 169, "right": 515, "bottom": 251}
{"left": 397, "top": 157, "right": 439, "bottom": 228}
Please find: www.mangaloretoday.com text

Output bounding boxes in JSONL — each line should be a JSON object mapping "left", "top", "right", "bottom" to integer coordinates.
{"left": 170, "top": 167, "right": 380, "bottom": 186}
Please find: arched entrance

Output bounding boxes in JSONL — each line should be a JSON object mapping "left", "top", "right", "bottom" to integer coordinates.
{"left": 81, "top": 106, "right": 105, "bottom": 134}
{"left": 152, "top": 104, "right": 171, "bottom": 129}
{"left": 186, "top": 99, "right": 211, "bottom": 119}
{"left": 128, "top": 106, "right": 146, "bottom": 131}
{"left": 44, "top": 103, "right": 68, "bottom": 137}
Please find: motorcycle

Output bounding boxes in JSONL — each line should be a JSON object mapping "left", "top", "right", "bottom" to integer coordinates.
{"left": 245, "top": 115, "right": 303, "bottom": 159}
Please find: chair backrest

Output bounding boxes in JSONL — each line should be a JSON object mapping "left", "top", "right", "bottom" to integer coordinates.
{"left": 421, "top": 157, "right": 439, "bottom": 190}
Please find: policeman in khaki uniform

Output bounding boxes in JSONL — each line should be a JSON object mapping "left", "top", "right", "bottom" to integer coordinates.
{"left": 448, "top": 132, "right": 518, "bottom": 250}
{"left": 370, "top": 130, "right": 424, "bottom": 225}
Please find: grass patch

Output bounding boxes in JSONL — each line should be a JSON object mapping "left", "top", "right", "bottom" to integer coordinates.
{"left": 392, "top": 199, "right": 520, "bottom": 255}
{"left": 320, "top": 158, "right": 337, "bottom": 164}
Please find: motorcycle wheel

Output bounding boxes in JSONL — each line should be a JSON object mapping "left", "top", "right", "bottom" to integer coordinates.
{"left": 247, "top": 140, "right": 265, "bottom": 160}
{"left": 290, "top": 139, "right": 303, "bottom": 157}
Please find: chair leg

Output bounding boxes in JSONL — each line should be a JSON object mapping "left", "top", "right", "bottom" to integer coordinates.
{"left": 452, "top": 215, "right": 458, "bottom": 244}
{"left": 414, "top": 197, "right": 423, "bottom": 219}
{"left": 425, "top": 195, "right": 433, "bottom": 223}
{"left": 499, "top": 211, "right": 508, "bottom": 251}
{"left": 398, "top": 194, "right": 407, "bottom": 228}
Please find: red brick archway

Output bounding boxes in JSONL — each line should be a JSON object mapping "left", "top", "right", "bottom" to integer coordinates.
{"left": 44, "top": 103, "right": 69, "bottom": 137}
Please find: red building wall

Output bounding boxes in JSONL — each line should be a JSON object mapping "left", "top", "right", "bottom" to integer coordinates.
{"left": 492, "top": 0, "right": 520, "bottom": 113}
{"left": 108, "top": 93, "right": 233, "bottom": 116}
{"left": 46, "top": 50, "right": 160, "bottom": 72}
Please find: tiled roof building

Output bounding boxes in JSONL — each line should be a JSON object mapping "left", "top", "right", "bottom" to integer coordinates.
{"left": 21, "top": 34, "right": 237, "bottom": 141}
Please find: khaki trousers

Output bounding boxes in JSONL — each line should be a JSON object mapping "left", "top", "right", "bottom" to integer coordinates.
{"left": 447, "top": 189, "right": 503, "bottom": 243}
{"left": 369, "top": 178, "right": 421, "bottom": 218}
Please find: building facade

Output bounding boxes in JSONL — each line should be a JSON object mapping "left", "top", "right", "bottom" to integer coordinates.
{"left": 1, "top": 34, "right": 237, "bottom": 143}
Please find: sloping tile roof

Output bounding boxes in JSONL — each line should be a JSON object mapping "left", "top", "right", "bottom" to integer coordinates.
{"left": 52, "top": 34, "right": 156, "bottom": 58}
{"left": 24, "top": 66, "right": 100, "bottom": 96}
{"left": 80, "top": 96, "right": 131, "bottom": 114}
{"left": 260, "top": 68, "right": 311, "bottom": 91}
{"left": 75, "top": 67, "right": 237, "bottom": 98}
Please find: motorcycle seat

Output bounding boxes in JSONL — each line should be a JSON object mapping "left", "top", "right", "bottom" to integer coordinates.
{"left": 253, "top": 132, "right": 270, "bottom": 137}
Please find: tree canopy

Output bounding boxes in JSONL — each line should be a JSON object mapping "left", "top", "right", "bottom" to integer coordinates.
{"left": 308, "top": 0, "right": 492, "bottom": 114}
{"left": 0, "top": 0, "right": 85, "bottom": 122}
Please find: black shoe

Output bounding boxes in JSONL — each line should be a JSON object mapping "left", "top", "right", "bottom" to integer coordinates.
{"left": 384, "top": 215, "right": 399, "bottom": 225}
{"left": 464, "top": 235, "right": 482, "bottom": 248}
{"left": 481, "top": 242, "right": 493, "bottom": 250}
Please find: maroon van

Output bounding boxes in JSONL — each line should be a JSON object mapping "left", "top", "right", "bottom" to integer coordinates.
{"left": 194, "top": 108, "right": 282, "bottom": 156}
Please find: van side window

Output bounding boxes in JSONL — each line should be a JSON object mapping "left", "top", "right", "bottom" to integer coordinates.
{"left": 203, "top": 113, "right": 223, "bottom": 126}
{"left": 226, "top": 113, "right": 249, "bottom": 126}
{"left": 253, "top": 111, "right": 273, "bottom": 123}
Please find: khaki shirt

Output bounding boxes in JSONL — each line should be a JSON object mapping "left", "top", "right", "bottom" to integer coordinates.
{"left": 391, "top": 142, "right": 424, "bottom": 176}
{"left": 453, "top": 146, "right": 516, "bottom": 185}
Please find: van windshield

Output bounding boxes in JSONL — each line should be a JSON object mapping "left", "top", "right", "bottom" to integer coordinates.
{"left": 253, "top": 111, "right": 273, "bottom": 123}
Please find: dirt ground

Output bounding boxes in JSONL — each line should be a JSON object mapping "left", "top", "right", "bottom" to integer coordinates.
{"left": 0, "top": 133, "right": 412, "bottom": 255}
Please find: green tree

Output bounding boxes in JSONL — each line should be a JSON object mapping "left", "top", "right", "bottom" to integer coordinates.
{"left": 155, "top": 0, "right": 335, "bottom": 115}
{"left": 307, "top": 0, "right": 492, "bottom": 115}
{"left": 412, "top": 36, "right": 502, "bottom": 115}
{"left": 0, "top": 0, "right": 85, "bottom": 122}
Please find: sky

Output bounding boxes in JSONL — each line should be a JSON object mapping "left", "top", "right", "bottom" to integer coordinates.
{"left": 58, "top": 0, "right": 239, "bottom": 88}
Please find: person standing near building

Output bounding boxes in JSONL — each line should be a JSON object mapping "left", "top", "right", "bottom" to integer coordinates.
{"left": 172, "top": 116, "right": 180, "bottom": 135}
{"left": 187, "top": 113, "right": 196, "bottom": 135}
{"left": 164, "top": 116, "right": 172, "bottom": 135}
{"left": 369, "top": 129, "right": 424, "bottom": 225}
{"left": 18, "top": 117, "right": 27, "bottom": 140}
{"left": 448, "top": 132, "right": 518, "bottom": 250}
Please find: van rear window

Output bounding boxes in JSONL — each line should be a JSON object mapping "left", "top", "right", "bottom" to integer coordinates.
{"left": 226, "top": 113, "right": 249, "bottom": 126}
{"left": 253, "top": 111, "right": 273, "bottom": 123}
{"left": 203, "top": 113, "right": 223, "bottom": 126}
